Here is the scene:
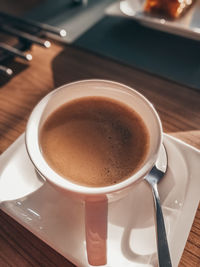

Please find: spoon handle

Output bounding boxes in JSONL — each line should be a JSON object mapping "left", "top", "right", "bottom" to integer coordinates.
{"left": 152, "top": 184, "right": 172, "bottom": 267}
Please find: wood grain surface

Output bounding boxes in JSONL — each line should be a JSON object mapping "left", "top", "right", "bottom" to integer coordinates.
{"left": 0, "top": 40, "right": 200, "bottom": 266}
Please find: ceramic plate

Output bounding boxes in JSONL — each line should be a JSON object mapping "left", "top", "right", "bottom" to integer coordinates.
{"left": 0, "top": 134, "right": 200, "bottom": 266}
{"left": 106, "top": 0, "right": 200, "bottom": 40}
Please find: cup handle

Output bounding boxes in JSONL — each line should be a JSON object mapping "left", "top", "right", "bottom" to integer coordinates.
{"left": 85, "top": 196, "right": 108, "bottom": 266}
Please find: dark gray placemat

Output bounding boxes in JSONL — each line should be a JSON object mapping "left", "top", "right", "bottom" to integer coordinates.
{"left": 75, "top": 16, "right": 200, "bottom": 90}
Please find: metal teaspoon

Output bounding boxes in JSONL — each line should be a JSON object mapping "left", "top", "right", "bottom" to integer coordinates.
{"left": 145, "top": 145, "right": 172, "bottom": 267}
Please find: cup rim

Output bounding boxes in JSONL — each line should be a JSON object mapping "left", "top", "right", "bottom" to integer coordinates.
{"left": 25, "top": 79, "right": 163, "bottom": 195}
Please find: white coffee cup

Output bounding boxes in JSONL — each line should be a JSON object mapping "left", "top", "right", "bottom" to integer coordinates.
{"left": 25, "top": 79, "right": 162, "bottom": 266}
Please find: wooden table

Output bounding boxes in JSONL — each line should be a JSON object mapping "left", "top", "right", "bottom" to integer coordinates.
{"left": 0, "top": 41, "right": 200, "bottom": 267}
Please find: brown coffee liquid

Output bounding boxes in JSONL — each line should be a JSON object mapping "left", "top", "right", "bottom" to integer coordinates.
{"left": 40, "top": 97, "right": 150, "bottom": 187}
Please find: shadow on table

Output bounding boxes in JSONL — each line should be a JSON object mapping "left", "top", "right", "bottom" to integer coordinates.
{"left": 51, "top": 48, "right": 91, "bottom": 88}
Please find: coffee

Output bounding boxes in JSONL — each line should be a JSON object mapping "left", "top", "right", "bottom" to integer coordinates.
{"left": 40, "top": 97, "right": 150, "bottom": 187}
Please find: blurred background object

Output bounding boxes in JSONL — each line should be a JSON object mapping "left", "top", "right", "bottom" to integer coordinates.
{"left": 0, "top": 0, "right": 114, "bottom": 77}
{"left": 0, "top": 0, "right": 68, "bottom": 76}
{"left": 1, "top": 0, "right": 200, "bottom": 90}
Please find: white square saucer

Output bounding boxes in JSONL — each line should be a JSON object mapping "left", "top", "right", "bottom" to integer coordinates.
{"left": 0, "top": 134, "right": 199, "bottom": 267}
